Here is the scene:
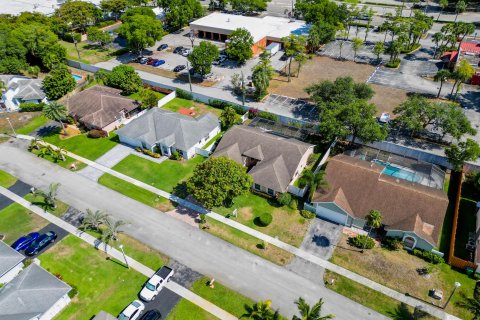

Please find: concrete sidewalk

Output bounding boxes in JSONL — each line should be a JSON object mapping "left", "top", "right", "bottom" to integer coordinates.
{"left": 21, "top": 134, "right": 460, "bottom": 320}
{"left": 0, "top": 185, "right": 237, "bottom": 320}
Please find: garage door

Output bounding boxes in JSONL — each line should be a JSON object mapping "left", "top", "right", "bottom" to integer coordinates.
{"left": 316, "top": 206, "right": 349, "bottom": 225}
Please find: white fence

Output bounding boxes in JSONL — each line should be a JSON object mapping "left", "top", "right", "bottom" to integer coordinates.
{"left": 304, "top": 202, "right": 316, "bottom": 213}
{"left": 287, "top": 184, "right": 307, "bottom": 197}
{"left": 157, "top": 90, "right": 176, "bottom": 108}
{"left": 315, "top": 138, "right": 337, "bottom": 174}
{"left": 195, "top": 148, "right": 210, "bottom": 157}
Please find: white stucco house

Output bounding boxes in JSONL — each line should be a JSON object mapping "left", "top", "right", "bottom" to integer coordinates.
{"left": 0, "top": 241, "right": 24, "bottom": 285}
{"left": 117, "top": 108, "right": 220, "bottom": 159}
{"left": 0, "top": 75, "right": 47, "bottom": 111}
{"left": 0, "top": 263, "right": 71, "bottom": 320}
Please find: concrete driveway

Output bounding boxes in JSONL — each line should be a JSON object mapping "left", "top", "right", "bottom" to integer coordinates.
{"left": 22, "top": 223, "right": 69, "bottom": 259}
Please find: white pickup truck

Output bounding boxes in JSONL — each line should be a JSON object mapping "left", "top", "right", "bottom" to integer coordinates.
{"left": 139, "top": 266, "right": 174, "bottom": 301}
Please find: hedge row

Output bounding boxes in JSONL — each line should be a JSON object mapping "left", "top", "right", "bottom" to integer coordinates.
{"left": 208, "top": 99, "right": 245, "bottom": 115}
{"left": 135, "top": 147, "right": 161, "bottom": 158}
{"left": 20, "top": 102, "right": 46, "bottom": 112}
{"left": 413, "top": 249, "right": 444, "bottom": 264}
{"left": 176, "top": 88, "right": 193, "bottom": 100}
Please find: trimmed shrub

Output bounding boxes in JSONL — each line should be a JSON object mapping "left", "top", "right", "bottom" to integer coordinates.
{"left": 297, "top": 177, "right": 308, "bottom": 189}
{"left": 350, "top": 235, "right": 375, "bottom": 249}
{"left": 412, "top": 249, "right": 444, "bottom": 264}
{"left": 382, "top": 237, "right": 403, "bottom": 251}
{"left": 176, "top": 88, "right": 193, "bottom": 100}
{"left": 87, "top": 129, "right": 107, "bottom": 138}
{"left": 135, "top": 147, "right": 142, "bottom": 152}
{"left": 386, "top": 59, "right": 401, "bottom": 68}
{"left": 258, "top": 111, "right": 278, "bottom": 122}
{"left": 277, "top": 193, "right": 292, "bottom": 206}
{"left": 208, "top": 99, "right": 245, "bottom": 115}
{"left": 256, "top": 212, "right": 273, "bottom": 227}
{"left": 61, "top": 32, "right": 82, "bottom": 43}
{"left": 300, "top": 210, "right": 316, "bottom": 219}
{"left": 68, "top": 285, "right": 78, "bottom": 298}
{"left": 288, "top": 198, "right": 298, "bottom": 210}
{"left": 97, "top": 19, "right": 116, "bottom": 28}
{"left": 20, "top": 102, "right": 46, "bottom": 112}
{"left": 170, "top": 151, "right": 182, "bottom": 160}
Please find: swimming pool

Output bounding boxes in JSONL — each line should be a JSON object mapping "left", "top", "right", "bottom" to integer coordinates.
{"left": 372, "top": 159, "right": 422, "bottom": 183}
{"left": 72, "top": 74, "right": 83, "bottom": 82}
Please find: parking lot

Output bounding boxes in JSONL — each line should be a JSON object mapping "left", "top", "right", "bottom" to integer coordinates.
{"left": 319, "top": 40, "right": 380, "bottom": 65}
{"left": 260, "top": 94, "right": 319, "bottom": 122}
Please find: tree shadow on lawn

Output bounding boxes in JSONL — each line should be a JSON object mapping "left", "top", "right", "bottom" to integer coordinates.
{"left": 388, "top": 302, "right": 430, "bottom": 320}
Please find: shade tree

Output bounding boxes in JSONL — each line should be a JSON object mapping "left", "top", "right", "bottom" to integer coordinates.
{"left": 118, "top": 14, "right": 164, "bottom": 55}
{"left": 54, "top": 0, "right": 102, "bottom": 33}
{"left": 188, "top": 41, "right": 219, "bottom": 76}
{"left": 225, "top": 28, "right": 254, "bottom": 64}
{"left": 42, "top": 65, "right": 76, "bottom": 100}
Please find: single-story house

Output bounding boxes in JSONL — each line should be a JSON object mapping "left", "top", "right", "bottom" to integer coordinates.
{"left": 66, "top": 85, "right": 141, "bottom": 133}
{"left": 0, "top": 75, "right": 47, "bottom": 111}
{"left": 117, "top": 108, "right": 220, "bottom": 159}
{"left": 212, "top": 125, "right": 314, "bottom": 196}
{"left": 0, "top": 263, "right": 71, "bottom": 320}
{"left": 190, "top": 12, "right": 309, "bottom": 55}
{"left": 308, "top": 155, "right": 449, "bottom": 252}
{"left": 0, "top": 241, "right": 24, "bottom": 285}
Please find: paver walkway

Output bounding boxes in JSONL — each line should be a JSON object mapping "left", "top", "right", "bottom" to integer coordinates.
{"left": 21, "top": 134, "right": 461, "bottom": 320}
{"left": 0, "top": 186, "right": 237, "bottom": 320}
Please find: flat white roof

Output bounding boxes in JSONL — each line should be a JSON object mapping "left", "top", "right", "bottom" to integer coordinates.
{"left": 190, "top": 12, "right": 309, "bottom": 43}
{"left": 0, "top": 0, "right": 102, "bottom": 16}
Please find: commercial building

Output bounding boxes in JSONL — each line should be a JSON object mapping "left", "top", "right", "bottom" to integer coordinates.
{"left": 190, "top": 12, "right": 309, "bottom": 55}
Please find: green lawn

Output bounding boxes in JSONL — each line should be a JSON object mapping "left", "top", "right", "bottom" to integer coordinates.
{"left": 30, "top": 147, "right": 87, "bottom": 171}
{"left": 161, "top": 98, "right": 223, "bottom": 118}
{"left": 190, "top": 277, "right": 253, "bottom": 318}
{"left": 112, "top": 154, "right": 205, "bottom": 193}
{"left": 60, "top": 40, "right": 129, "bottom": 64}
{"left": 16, "top": 115, "right": 49, "bottom": 135}
{"left": 0, "top": 202, "right": 49, "bottom": 244}
{"left": 42, "top": 131, "right": 119, "bottom": 160}
{"left": 203, "top": 131, "right": 223, "bottom": 149}
{"left": 324, "top": 270, "right": 437, "bottom": 320}
{"left": 0, "top": 170, "right": 17, "bottom": 188}
{"left": 213, "top": 192, "right": 309, "bottom": 247}
{"left": 454, "top": 178, "right": 479, "bottom": 260}
{"left": 23, "top": 193, "right": 70, "bottom": 217}
{"left": 98, "top": 173, "right": 175, "bottom": 212}
{"left": 166, "top": 299, "right": 218, "bottom": 320}
{"left": 39, "top": 235, "right": 148, "bottom": 320}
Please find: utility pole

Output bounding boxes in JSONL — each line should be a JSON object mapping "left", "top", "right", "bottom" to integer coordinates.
{"left": 241, "top": 70, "right": 245, "bottom": 107}
{"left": 443, "top": 282, "right": 461, "bottom": 309}
{"left": 189, "top": 30, "right": 197, "bottom": 48}
{"left": 6, "top": 117, "right": 16, "bottom": 137}
{"left": 186, "top": 60, "right": 193, "bottom": 93}
{"left": 119, "top": 244, "right": 129, "bottom": 269}
{"left": 71, "top": 32, "right": 81, "bottom": 61}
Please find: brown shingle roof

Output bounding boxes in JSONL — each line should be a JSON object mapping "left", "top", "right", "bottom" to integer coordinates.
{"left": 66, "top": 85, "right": 139, "bottom": 130}
{"left": 313, "top": 155, "right": 449, "bottom": 246}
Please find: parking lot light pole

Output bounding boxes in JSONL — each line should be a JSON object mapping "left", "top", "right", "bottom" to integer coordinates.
{"left": 6, "top": 117, "right": 16, "bottom": 137}
{"left": 443, "top": 282, "right": 461, "bottom": 309}
{"left": 119, "top": 244, "right": 129, "bottom": 269}
{"left": 241, "top": 70, "right": 245, "bottom": 107}
{"left": 186, "top": 60, "right": 193, "bottom": 93}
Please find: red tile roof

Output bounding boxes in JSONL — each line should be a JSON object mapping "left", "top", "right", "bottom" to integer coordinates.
{"left": 460, "top": 42, "right": 480, "bottom": 54}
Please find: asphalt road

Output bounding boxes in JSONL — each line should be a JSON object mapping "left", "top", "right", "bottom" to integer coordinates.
{"left": 0, "top": 143, "right": 388, "bottom": 319}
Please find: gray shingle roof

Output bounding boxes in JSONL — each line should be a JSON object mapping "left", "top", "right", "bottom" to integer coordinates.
{"left": 213, "top": 126, "right": 314, "bottom": 193}
{"left": 0, "top": 241, "right": 24, "bottom": 278}
{"left": 0, "top": 263, "right": 71, "bottom": 320}
{"left": 13, "top": 79, "right": 45, "bottom": 101}
{"left": 117, "top": 108, "right": 220, "bottom": 150}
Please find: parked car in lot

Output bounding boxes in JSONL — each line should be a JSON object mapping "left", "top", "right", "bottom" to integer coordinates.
{"left": 157, "top": 44, "right": 168, "bottom": 51}
{"left": 118, "top": 300, "right": 145, "bottom": 320}
{"left": 152, "top": 60, "right": 165, "bottom": 67}
{"left": 146, "top": 58, "right": 156, "bottom": 65}
{"left": 173, "top": 46, "right": 184, "bottom": 54}
{"left": 139, "top": 266, "right": 174, "bottom": 301}
{"left": 173, "top": 65, "right": 186, "bottom": 72}
{"left": 139, "top": 57, "right": 148, "bottom": 64}
{"left": 213, "top": 55, "right": 226, "bottom": 65}
{"left": 139, "top": 310, "right": 161, "bottom": 320}
{"left": 24, "top": 231, "right": 57, "bottom": 256}
{"left": 11, "top": 232, "right": 40, "bottom": 251}
{"left": 180, "top": 48, "right": 191, "bottom": 56}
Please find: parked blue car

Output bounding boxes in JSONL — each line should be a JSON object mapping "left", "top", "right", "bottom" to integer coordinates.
{"left": 153, "top": 60, "right": 165, "bottom": 67}
{"left": 24, "top": 231, "right": 57, "bottom": 256}
{"left": 11, "top": 232, "right": 40, "bottom": 251}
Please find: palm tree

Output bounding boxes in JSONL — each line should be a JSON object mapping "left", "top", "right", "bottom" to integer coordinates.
{"left": 32, "top": 182, "right": 60, "bottom": 209}
{"left": 28, "top": 138, "right": 42, "bottom": 151}
{"left": 101, "top": 217, "right": 126, "bottom": 251}
{"left": 52, "top": 146, "right": 66, "bottom": 162}
{"left": 434, "top": 69, "right": 451, "bottom": 98}
{"left": 454, "top": 0, "right": 466, "bottom": 22}
{"left": 352, "top": 38, "right": 364, "bottom": 62}
{"left": 36, "top": 145, "right": 52, "bottom": 158}
{"left": 43, "top": 101, "right": 68, "bottom": 136}
{"left": 242, "top": 300, "right": 276, "bottom": 320}
{"left": 80, "top": 209, "right": 109, "bottom": 231}
{"left": 437, "top": 0, "right": 448, "bottom": 21}
{"left": 338, "top": 30, "right": 348, "bottom": 60}
{"left": 0, "top": 80, "right": 6, "bottom": 92}
{"left": 457, "top": 295, "right": 480, "bottom": 320}
{"left": 292, "top": 297, "right": 334, "bottom": 320}
{"left": 363, "top": 209, "right": 382, "bottom": 251}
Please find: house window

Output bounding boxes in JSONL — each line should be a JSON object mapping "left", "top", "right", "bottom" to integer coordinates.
{"left": 254, "top": 183, "right": 261, "bottom": 190}
{"left": 267, "top": 188, "right": 275, "bottom": 196}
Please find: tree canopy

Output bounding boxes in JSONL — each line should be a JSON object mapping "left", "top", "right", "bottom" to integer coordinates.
{"left": 307, "top": 21, "right": 336, "bottom": 53}
{"left": 228, "top": 0, "right": 271, "bottom": 12}
{"left": 282, "top": 34, "right": 307, "bottom": 82}
{"left": 158, "top": 0, "right": 204, "bottom": 31}
{"left": 42, "top": 65, "right": 76, "bottom": 100}
{"left": 118, "top": 14, "right": 164, "bottom": 54}
{"left": 295, "top": 0, "right": 347, "bottom": 26}
{"left": 445, "top": 139, "right": 480, "bottom": 172}
{"left": 104, "top": 65, "right": 143, "bottom": 95}
{"left": 219, "top": 107, "right": 241, "bottom": 129}
{"left": 120, "top": 7, "right": 156, "bottom": 21}
{"left": 186, "top": 157, "right": 253, "bottom": 209}
{"left": 226, "top": 28, "right": 254, "bottom": 63}
{"left": 100, "top": 0, "right": 129, "bottom": 20}
{"left": 54, "top": 0, "right": 102, "bottom": 33}
{"left": 252, "top": 55, "right": 274, "bottom": 100}
{"left": 188, "top": 41, "right": 219, "bottom": 76}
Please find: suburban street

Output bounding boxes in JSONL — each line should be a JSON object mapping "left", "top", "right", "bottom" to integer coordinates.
{"left": 0, "top": 143, "right": 388, "bottom": 320}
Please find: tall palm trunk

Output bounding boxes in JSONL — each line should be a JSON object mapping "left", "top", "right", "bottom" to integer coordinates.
{"left": 437, "top": 80, "right": 444, "bottom": 98}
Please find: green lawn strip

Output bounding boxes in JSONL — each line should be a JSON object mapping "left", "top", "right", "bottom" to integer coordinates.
{"left": 30, "top": 148, "right": 88, "bottom": 170}
{"left": 128, "top": 91, "right": 166, "bottom": 102}
{"left": 213, "top": 192, "right": 308, "bottom": 247}
{"left": 0, "top": 170, "right": 17, "bottom": 188}
{"left": 112, "top": 154, "right": 205, "bottom": 193}
{"left": 190, "top": 276, "right": 254, "bottom": 318}
{"left": 166, "top": 299, "right": 218, "bottom": 320}
{"left": 438, "top": 172, "right": 460, "bottom": 254}
{"left": 60, "top": 40, "right": 129, "bottom": 64}
{"left": 86, "top": 228, "right": 169, "bottom": 271}
{"left": 324, "top": 270, "right": 438, "bottom": 320}
{"left": 16, "top": 115, "right": 49, "bottom": 135}
{"left": 203, "top": 131, "right": 223, "bottom": 149}
{"left": 0, "top": 202, "right": 49, "bottom": 244}
{"left": 204, "top": 216, "right": 294, "bottom": 266}
{"left": 23, "top": 193, "right": 70, "bottom": 217}
{"left": 98, "top": 173, "right": 175, "bottom": 212}
{"left": 42, "top": 131, "right": 119, "bottom": 160}
{"left": 162, "top": 97, "right": 195, "bottom": 112}
{"left": 39, "top": 235, "right": 148, "bottom": 320}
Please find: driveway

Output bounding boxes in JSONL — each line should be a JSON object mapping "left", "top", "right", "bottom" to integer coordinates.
{"left": 0, "top": 180, "right": 33, "bottom": 210}
{"left": 0, "top": 144, "right": 388, "bottom": 319}
{"left": 21, "top": 223, "right": 69, "bottom": 259}
{"left": 286, "top": 219, "right": 342, "bottom": 283}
